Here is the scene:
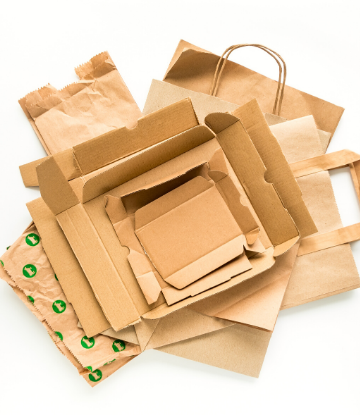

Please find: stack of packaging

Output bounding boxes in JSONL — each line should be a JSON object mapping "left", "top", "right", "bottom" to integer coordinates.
{"left": 2, "top": 41, "right": 360, "bottom": 386}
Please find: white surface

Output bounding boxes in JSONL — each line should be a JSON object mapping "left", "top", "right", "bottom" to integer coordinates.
{"left": 0, "top": 0, "right": 360, "bottom": 413}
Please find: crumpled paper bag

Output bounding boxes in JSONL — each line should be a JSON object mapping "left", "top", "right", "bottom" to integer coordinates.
{"left": 19, "top": 51, "right": 142, "bottom": 155}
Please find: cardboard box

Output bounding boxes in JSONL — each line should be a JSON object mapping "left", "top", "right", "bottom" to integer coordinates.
{"left": 105, "top": 160, "right": 265, "bottom": 306}
{"left": 33, "top": 98, "right": 312, "bottom": 332}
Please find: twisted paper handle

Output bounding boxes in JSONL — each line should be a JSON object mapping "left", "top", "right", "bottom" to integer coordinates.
{"left": 210, "top": 44, "right": 286, "bottom": 116}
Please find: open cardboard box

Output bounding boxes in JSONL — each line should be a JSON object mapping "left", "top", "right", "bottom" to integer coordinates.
{"left": 105, "top": 160, "right": 266, "bottom": 306}
{"left": 33, "top": 98, "right": 314, "bottom": 332}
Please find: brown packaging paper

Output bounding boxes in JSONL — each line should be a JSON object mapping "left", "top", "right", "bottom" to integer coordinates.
{"left": 19, "top": 51, "right": 142, "bottom": 156}
{"left": 163, "top": 41, "right": 344, "bottom": 141}
{"left": 0, "top": 254, "right": 136, "bottom": 387}
{"left": 0, "top": 225, "right": 140, "bottom": 374}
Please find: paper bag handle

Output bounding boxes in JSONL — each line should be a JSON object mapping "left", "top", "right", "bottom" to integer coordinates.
{"left": 289, "top": 150, "right": 360, "bottom": 256}
{"left": 209, "top": 44, "right": 286, "bottom": 116}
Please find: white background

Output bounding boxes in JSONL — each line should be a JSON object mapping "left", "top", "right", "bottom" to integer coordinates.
{"left": 0, "top": 0, "right": 360, "bottom": 414}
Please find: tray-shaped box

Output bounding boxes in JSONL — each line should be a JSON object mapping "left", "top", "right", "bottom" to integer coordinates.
{"left": 35, "top": 98, "right": 314, "bottom": 331}
{"left": 105, "top": 159, "right": 267, "bottom": 306}
{"left": 135, "top": 176, "right": 247, "bottom": 289}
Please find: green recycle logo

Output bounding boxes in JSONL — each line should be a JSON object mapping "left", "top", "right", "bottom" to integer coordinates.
{"left": 27, "top": 296, "right": 35, "bottom": 304}
{"left": 112, "top": 340, "right": 126, "bottom": 352}
{"left": 23, "top": 264, "right": 37, "bottom": 278}
{"left": 85, "top": 366, "right": 93, "bottom": 372}
{"left": 25, "top": 233, "right": 40, "bottom": 247}
{"left": 89, "top": 369, "right": 102, "bottom": 383}
{"left": 0, "top": 260, "right": 4, "bottom": 267}
{"left": 52, "top": 300, "right": 66, "bottom": 314}
{"left": 104, "top": 359, "right": 115, "bottom": 366}
{"left": 55, "top": 331, "right": 63, "bottom": 341}
{"left": 81, "top": 336, "right": 95, "bottom": 349}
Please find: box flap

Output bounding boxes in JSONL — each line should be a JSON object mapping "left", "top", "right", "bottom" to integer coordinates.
{"left": 205, "top": 111, "right": 299, "bottom": 248}
{"left": 56, "top": 203, "right": 141, "bottom": 331}
{"left": 20, "top": 147, "right": 81, "bottom": 187}
{"left": 143, "top": 246, "right": 275, "bottom": 320}
{"left": 232, "top": 100, "right": 317, "bottom": 238}
{"left": 135, "top": 176, "right": 213, "bottom": 228}
{"left": 73, "top": 98, "right": 199, "bottom": 175}
{"left": 27, "top": 198, "right": 111, "bottom": 337}
{"left": 135, "top": 177, "right": 244, "bottom": 289}
{"left": 21, "top": 98, "right": 200, "bottom": 187}
{"left": 37, "top": 156, "right": 80, "bottom": 215}
{"left": 81, "top": 125, "right": 215, "bottom": 203}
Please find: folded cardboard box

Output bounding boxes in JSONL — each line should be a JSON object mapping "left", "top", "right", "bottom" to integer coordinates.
{"left": 33, "top": 98, "right": 314, "bottom": 333}
{"left": 105, "top": 160, "right": 265, "bottom": 306}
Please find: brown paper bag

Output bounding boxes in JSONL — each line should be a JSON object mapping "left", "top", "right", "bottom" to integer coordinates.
{"left": 19, "top": 51, "right": 142, "bottom": 155}
{"left": 163, "top": 40, "right": 344, "bottom": 141}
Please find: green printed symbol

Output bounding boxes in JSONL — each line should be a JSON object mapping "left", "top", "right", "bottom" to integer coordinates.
{"left": 104, "top": 359, "right": 115, "bottom": 366}
{"left": 25, "top": 233, "right": 40, "bottom": 247}
{"left": 0, "top": 260, "right": 3, "bottom": 267}
{"left": 52, "top": 300, "right": 66, "bottom": 314}
{"left": 6, "top": 246, "right": 10, "bottom": 250}
{"left": 23, "top": 264, "right": 37, "bottom": 278}
{"left": 54, "top": 274, "right": 58, "bottom": 281}
{"left": 27, "top": 296, "right": 34, "bottom": 304}
{"left": 55, "top": 331, "right": 63, "bottom": 341}
{"left": 89, "top": 369, "right": 102, "bottom": 383}
{"left": 85, "top": 366, "right": 93, "bottom": 372}
{"left": 81, "top": 336, "right": 95, "bottom": 349}
{"left": 112, "top": 339, "right": 125, "bottom": 352}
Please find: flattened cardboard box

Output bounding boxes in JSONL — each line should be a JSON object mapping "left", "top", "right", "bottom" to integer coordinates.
{"left": 34, "top": 98, "right": 313, "bottom": 332}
